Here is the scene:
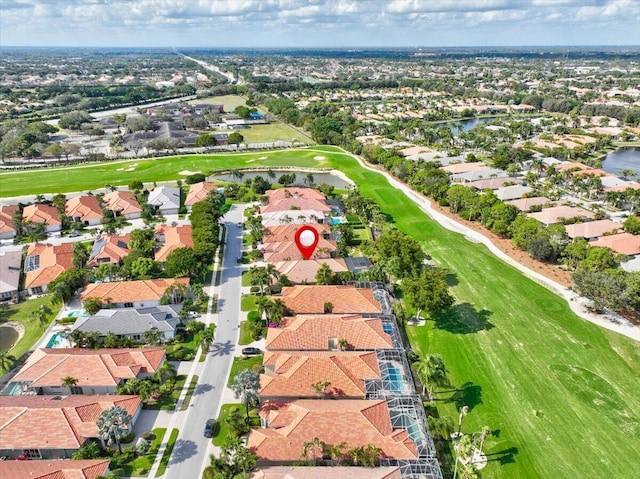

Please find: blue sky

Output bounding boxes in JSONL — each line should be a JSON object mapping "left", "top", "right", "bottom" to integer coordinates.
{"left": 1, "top": 0, "right": 639, "bottom": 47}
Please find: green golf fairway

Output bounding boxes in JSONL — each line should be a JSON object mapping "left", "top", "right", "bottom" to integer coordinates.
{"left": 1, "top": 146, "right": 639, "bottom": 478}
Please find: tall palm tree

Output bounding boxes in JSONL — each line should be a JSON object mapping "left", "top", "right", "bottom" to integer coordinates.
{"left": 412, "top": 353, "right": 450, "bottom": 400}
{"left": 0, "top": 352, "right": 17, "bottom": 373}
{"left": 301, "top": 437, "right": 325, "bottom": 465}
{"left": 154, "top": 360, "right": 177, "bottom": 383}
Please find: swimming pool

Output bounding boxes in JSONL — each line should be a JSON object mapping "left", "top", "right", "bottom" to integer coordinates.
{"left": 46, "top": 332, "right": 67, "bottom": 348}
{"left": 382, "top": 323, "right": 393, "bottom": 334}
{"left": 400, "top": 414, "right": 422, "bottom": 442}
{"left": 330, "top": 217, "right": 343, "bottom": 225}
{"left": 383, "top": 365, "right": 405, "bottom": 392}
{"left": 2, "top": 381, "right": 28, "bottom": 396}
{"left": 66, "top": 310, "right": 88, "bottom": 318}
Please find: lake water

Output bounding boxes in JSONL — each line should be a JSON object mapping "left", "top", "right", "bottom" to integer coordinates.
{"left": 438, "top": 117, "right": 492, "bottom": 135}
{"left": 0, "top": 325, "right": 19, "bottom": 352}
{"left": 601, "top": 148, "right": 640, "bottom": 176}
{"left": 212, "top": 171, "right": 353, "bottom": 188}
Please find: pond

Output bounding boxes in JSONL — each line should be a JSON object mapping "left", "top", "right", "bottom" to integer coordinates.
{"left": 438, "top": 117, "right": 493, "bottom": 136}
{"left": 212, "top": 170, "right": 353, "bottom": 188}
{"left": 601, "top": 147, "right": 640, "bottom": 176}
{"left": 0, "top": 325, "right": 19, "bottom": 352}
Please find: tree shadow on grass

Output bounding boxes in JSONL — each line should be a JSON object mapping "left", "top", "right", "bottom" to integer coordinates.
{"left": 486, "top": 446, "right": 518, "bottom": 465}
{"left": 444, "top": 381, "right": 483, "bottom": 411}
{"left": 434, "top": 302, "right": 493, "bottom": 334}
{"left": 445, "top": 272, "right": 459, "bottom": 287}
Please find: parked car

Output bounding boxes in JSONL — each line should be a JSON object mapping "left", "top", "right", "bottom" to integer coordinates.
{"left": 241, "top": 347, "right": 262, "bottom": 356}
{"left": 236, "top": 256, "right": 243, "bottom": 263}
{"left": 204, "top": 418, "right": 216, "bottom": 438}
{"left": 186, "top": 311, "right": 200, "bottom": 319}
{"left": 237, "top": 222, "right": 243, "bottom": 227}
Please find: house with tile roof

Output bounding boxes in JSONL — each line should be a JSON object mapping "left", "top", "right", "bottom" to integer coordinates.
{"left": 527, "top": 205, "right": 595, "bottom": 226}
{"left": 260, "top": 188, "right": 331, "bottom": 227}
{"left": 248, "top": 399, "right": 419, "bottom": 463}
{"left": 504, "top": 196, "right": 551, "bottom": 212}
{"left": 281, "top": 285, "right": 382, "bottom": 314}
{"left": 8, "top": 348, "right": 165, "bottom": 396}
{"left": 22, "top": 204, "right": 62, "bottom": 233}
{"left": 185, "top": 181, "right": 218, "bottom": 210}
{"left": 24, "top": 242, "right": 74, "bottom": 295}
{"left": 467, "top": 177, "right": 522, "bottom": 191}
{"left": 79, "top": 277, "right": 190, "bottom": 308}
{"left": 103, "top": 190, "right": 142, "bottom": 219}
{"left": 265, "top": 314, "right": 393, "bottom": 351}
{"left": 564, "top": 219, "right": 622, "bottom": 240}
{"left": 274, "top": 258, "right": 349, "bottom": 284}
{"left": 249, "top": 466, "right": 402, "bottom": 479}
{"left": 260, "top": 351, "right": 380, "bottom": 399}
{"left": 72, "top": 305, "right": 181, "bottom": 342}
{"left": 441, "top": 162, "right": 489, "bottom": 174}
{"left": 87, "top": 233, "right": 130, "bottom": 267}
{"left": 591, "top": 232, "right": 640, "bottom": 256}
{"left": 0, "top": 250, "right": 21, "bottom": 301}
{"left": 154, "top": 224, "right": 193, "bottom": 262}
{"left": 262, "top": 223, "right": 332, "bottom": 244}
{"left": 0, "top": 459, "right": 111, "bottom": 479}
{"left": 265, "top": 187, "right": 327, "bottom": 203}
{"left": 0, "top": 395, "right": 141, "bottom": 459}
{"left": 148, "top": 186, "right": 181, "bottom": 215}
{"left": 450, "top": 168, "right": 508, "bottom": 183}
{"left": 65, "top": 195, "right": 103, "bottom": 226}
{"left": 494, "top": 185, "right": 534, "bottom": 201}
{"left": 263, "top": 237, "right": 336, "bottom": 263}
{"left": 0, "top": 205, "right": 18, "bottom": 240}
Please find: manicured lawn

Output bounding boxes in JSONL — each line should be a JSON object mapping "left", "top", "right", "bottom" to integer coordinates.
{"left": 241, "top": 269, "right": 252, "bottom": 286}
{"left": 238, "top": 321, "right": 253, "bottom": 345}
{"left": 240, "top": 294, "right": 259, "bottom": 311}
{"left": 179, "top": 375, "right": 198, "bottom": 411}
{"left": 4, "top": 146, "right": 640, "bottom": 478}
{"left": 239, "top": 122, "right": 312, "bottom": 144}
{"left": 0, "top": 296, "right": 57, "bottom": 371}
{"left": 212, "top": 403, "right": 260, "bottom": 447}
{"left": 156, "top": 428, "right": 179, "bottom": 477}
{"left": 189, "top": 95, "right": 247, "bottom": 112}
{"left": 119, "top": 427, "right": 166, "bottom": 477}
{"left": 226, "top": 354, "right": 263, "bottom": 387}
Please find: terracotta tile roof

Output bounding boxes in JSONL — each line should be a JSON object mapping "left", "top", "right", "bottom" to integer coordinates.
{"left": 504, "top": 196, "right": 551, "bottom": 212}
{"left": 185, "top": 182, "right": 217, "bottom": 206}
{"left": 249, "top": 466, "right": 402, "bottom": 479}
{"left": 79, "top": 277, "right": 189, "bottom": 304}
{"left": 467, "top": 177, "right": 522, "bottom": 190}
{"left": 262, "top": 224, "right": 331, "bottom": 244}
{"left": 564, "top": 219, "right": 622, "bottom": 239}
{"left": 274, "top": 259, "right": 348, "bottom": 284}
{"left": 25, "top": 242, "right": 74, "bottom": 290}
{"left": 0, "top": 459, "right": 111, "bottom": 479}
{"left": 266, "top": 188, "right": 327, "bottom": 203}
{"left": 65, "top": 196, "right": 103, "bottom": 223}
{"left": 12, "top": 348, "right": 165, "bottom": 388}
{"left": 103, "top": 191, "right": 142, "bottom": 216}
{"left": 154, "top": 225, "right": 194, "bottom": 262}
{"left": 527, "top": 205, "right": 595, "bottom": 225}
{"left": 441, "top": 162, "right": 488, "bottom": 174}
{"left": 248, "top": 399, "right": 418, "bottom": 462}
{"left": 591, "top": 232, "right": 640, "bottom": 255}
{"left": 281, "top": 286, "right": 381, "bottom": 314}
{"left": 265, "top": 314, "right": 393, "bottom": 351}
{"left": 603, "top": 183, "right": 640, "bottom": 192}
{"left": 261, "top": 197, "right": 331, "bottom": 215}
{"left": 87, "top": 234, "right": 130, "bottom": 267}
{"left": 23, "top": 204, "right": 62, "bottom": 227}
{"left": 263, "top": 238, "right": 336, "bottom": 263}
{"left": 260, "top": 351, "right": 380, "bottom": 398}
{"left": 0, "top": 205, "right": 18, "bottom": 235}
{"left": 0, "top": 395, "right": 140, "bottom": 450}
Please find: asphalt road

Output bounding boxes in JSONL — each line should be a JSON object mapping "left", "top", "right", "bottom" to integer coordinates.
{"left": 165, "top": 204, "right": 245, "bottom": 478}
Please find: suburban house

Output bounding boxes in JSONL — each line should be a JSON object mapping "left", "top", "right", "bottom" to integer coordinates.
{"left": 441, "top": 162, "right": 489, "bottom": 174}
{"left": 7, "top": 348, "right": 166, "bottom": 396}
{"left": 155, "top": 224, "right": 193, "bottom": 262}
{"left": 262, "top": 237, "right": 336, "bottom": 263}
{"left": 281, "top": 285, "right": 382, "bottom": 314}
{"left": 148, "top": 186, "right": 181, "bottom": 215}
{"left": 564, "top": 219, "right": 622, "bottom": 240}
{"left": 591, "top": 232, "right": 640, "bottom": 256}
{"left": 504, "top": 196, "right": 551, "bottom": 212}
{"left": 65, "top": 195, "right": 103, "bottom": 226}
{"left": 260, "top": 351, "right": 381, "bottom": 399}
{"left": 467, "top": 177, "right": 522, "bottom": 191}
{"left": 494, "top": 185, "right": 534, "bottom": 201}
{"left": 0, "top": 459, "right": 111, "bottom": 479}
{"left": 22, "top": 204, "right": 62, "bottom": 233}
{"left": 263, "top": 223, "right": 332, "bottom": 243}
{"left": 79, "top": 277, "right": 190, "bottom": 308}
{"left": 0, "top": 205, "right": 18, "bottom": 239}
{"left": 72, "top": 305, "right": 181, "bottom": 342}
{"left": 0, "top": 395, "right": 141, "bottom": 459}
{"left": 24, "top": 242, "right": 74, "bottom": 295}
{"left": 274, "top": 258, "right": 349, "bottom": 284}
{"left": 260, "top": 188, "right": 331, "bottom": 226}
{"left": 87, "top": 233, "right": 130, "bottom": 267}
{"left": 247, "top": 399, "right": 419, "bottom": 463}
{"left": 450, "top": 168, "right": 508, "bottom": 183}
{"left": 102, "top": 191, "right": 142, "bottom": 219}
{"left": 249, "top": 466, "right": 401, "bottom": 479}
{"left": 265, "top": 314, "right": 394, "bottom": 351}
{"left": 185, "top": 181, "right": 217, "bottom": 210}
{"left": 0, "top": 250, "right": 21, "bottom": 301}
{"left": 527, "top": 205, "right": 595, "bottom": 226}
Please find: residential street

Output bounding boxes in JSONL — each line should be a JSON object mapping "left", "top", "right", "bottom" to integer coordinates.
{"left": 164, "top": 204, "right": 246, "bottom": 478}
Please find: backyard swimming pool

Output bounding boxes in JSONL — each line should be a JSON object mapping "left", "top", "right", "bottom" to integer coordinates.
{"left": 383, "top": 365, "right": 405, "bottom": 392}
{"left": 46, "top": 332, "right": 68, "bottom": 348}
{"left": 66, "top": 310, "right": 88, "bottom": 318}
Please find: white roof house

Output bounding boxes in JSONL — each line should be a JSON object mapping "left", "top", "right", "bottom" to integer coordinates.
{"left": 148, "top": 186, "right": 181, "bottom": 215}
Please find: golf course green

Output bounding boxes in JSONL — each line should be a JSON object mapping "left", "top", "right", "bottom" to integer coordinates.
{"left": 1, "top": 146, "right": 639, "bottom": 478}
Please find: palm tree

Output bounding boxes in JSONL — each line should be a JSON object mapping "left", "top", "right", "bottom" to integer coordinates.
{"left": 301, "top": 437, "right": 325, "bottom": 465}
{"left": 455, "top": 405, "right": 470, "bottom": 440}
{"left": 0, "top": 352, "right": 17, "bottom": 372}
{"left": 310, "top": 380, "right": 331, "bottom": 398}
{"left": 97, "top": 405, "right": 132, "bottom": 453}
{"left": 154, "top": 361, "right": 177, "bottom": 384}
{"left": 200, "top": 327, "right": 214, "bottom": 352}
{"left": 62, "top": 376, "right": 78, "bottom": 389}
{"left": 412, "top": 353, "right": 450, "bottom": 400}
{"left": 453, "top": 434, "right": 475, "bottom": 479}
{"left": 475, "top": 425, "right": 492, "bottom": 457}
{"left": 255, "top": 295, "right": 271, "bottom": 322}
{"left": 230, "top": 370, "right": 260, "bottom": 421}
{"left": 328, "top": 441, "right": 349, "bottom": 465}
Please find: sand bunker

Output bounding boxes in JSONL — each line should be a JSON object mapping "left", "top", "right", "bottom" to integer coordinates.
{"left": 313, "top": 156, "right": 326, "bottom": 160}
{"left": 179, "top": 170, "right": 201, "bottom": 175}
{"left": 259, "top": 156, "right": 267, "bottom": 160}
{"left": 116, "top": 168, "right": 124, "bottom": 171}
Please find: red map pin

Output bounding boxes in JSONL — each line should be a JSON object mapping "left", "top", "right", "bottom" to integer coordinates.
{"left": 295, "top": 225, "right": 320, "bottom": 260}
